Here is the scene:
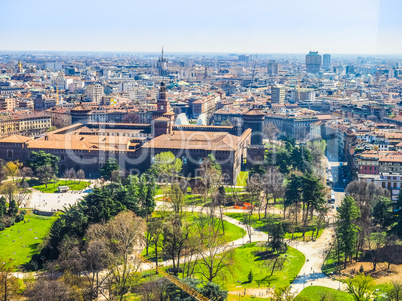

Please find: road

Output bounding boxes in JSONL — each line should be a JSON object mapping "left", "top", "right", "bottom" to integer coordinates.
{"left": 326, "top": 154, "right": 347, "bottom": 211}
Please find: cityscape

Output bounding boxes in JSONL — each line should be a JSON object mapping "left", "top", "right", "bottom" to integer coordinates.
{"left": 1, "top": 1, "right": 402, "bottom": 301}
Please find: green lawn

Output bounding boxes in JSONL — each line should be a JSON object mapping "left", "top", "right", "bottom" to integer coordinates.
{"left": 225, "top": 213, "right": 323, "bottom": 241}
{"left": 224, "top": 187, "right": 244, "bottom": 193}
{"left": 322, "top": 245, "right": 344, "bottom": 275}
{"left": 236, "top": 171, "right": 249, "bottom": 186}
{"left": 142, "top": 212, "right": 246, "bottom": 261}
{"left": 295, "top": 286, "right": 353, "bottom": 301}
{"left": 199, "top": 243, "right": 304, "bottom": 292}
{"left": 0, "top": 213, "right": 56, "bottom": 269}
{"left": 32, "top": 180, "right": 90, "bottom": 193}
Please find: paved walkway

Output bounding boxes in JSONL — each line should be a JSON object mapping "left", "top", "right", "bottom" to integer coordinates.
{"left": 288, "top": 227, "right": 346, "bottom": 294}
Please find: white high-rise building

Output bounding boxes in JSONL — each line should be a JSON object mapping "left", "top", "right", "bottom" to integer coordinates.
{"left": 86, "top": 84, "right": 104, "bottom": 103}
{"left": 271, "top": 85, "right": 286, "bottom": 103}
{"left": 128, "top": 85, "right": 147, "bottom": 102}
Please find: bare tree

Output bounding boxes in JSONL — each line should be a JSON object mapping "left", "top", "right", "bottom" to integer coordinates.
{"left": 264, "top": 122, "right": 280, "bottom": 142}
{"left": 86, "top": 211, "right": 146, "bottom": 301}
{"left": 196, "top": 222, "right": 234, "bottom": 282}
{"left": 15, "top": 180, "right": 31, "bottom": 207}
{"left": 162, "top": 215, "right": 190, "bottom": 276}
{"left": 63, "top": 168, "right": 76, "bottom": 184}
{"left": 76, "top": 169, "right": 85, "bottom": 183}
{"left": 243, "top": 212, "right": 254, "bottom": 243}
{"left": 25, "top": 277, "right": 74, "bottom": 301}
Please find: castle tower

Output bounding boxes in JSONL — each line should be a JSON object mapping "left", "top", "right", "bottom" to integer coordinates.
{"left": 152, "top": 82, "right": 174, "bottom": 137}
{"left": 243, "top": 108, "right": 265, "bottom": 145}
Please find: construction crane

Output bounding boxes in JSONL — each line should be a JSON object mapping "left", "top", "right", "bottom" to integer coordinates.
{"left": 298, "top": 75, "right": 301, "bottom": 101}
{"left": 138, "top": 254, "right": 210, "bottom": 301}
{"left": 249, "top": 55, "right": 258, "bottom": 94}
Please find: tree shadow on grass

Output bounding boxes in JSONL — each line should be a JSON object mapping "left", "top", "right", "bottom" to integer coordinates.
{"left": 28, "top": 243, "right": 40, "bottom": 251}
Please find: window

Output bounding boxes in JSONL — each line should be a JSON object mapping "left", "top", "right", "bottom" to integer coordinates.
{"left": 7, "top": 150, "right": 13, "bottom": 158}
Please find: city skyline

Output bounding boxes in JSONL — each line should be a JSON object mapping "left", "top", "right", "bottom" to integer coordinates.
{"left": 1, "top": 0, "right": 402, "bottom": 55}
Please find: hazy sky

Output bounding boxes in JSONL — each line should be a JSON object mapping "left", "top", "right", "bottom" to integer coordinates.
{"left": 1, "top": 0, "right": 401, "bottom": 54}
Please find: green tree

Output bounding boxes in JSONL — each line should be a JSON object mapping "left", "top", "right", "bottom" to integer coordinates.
{"left": 150, "top": 151, "right": 182, "bottom": 177}
{"left": 385, "top": 281, "right": 402, "bottom": 301}
{"left": 373, "top": 196, "right": 393, "bottom": 228}
{"left": 46, "top": 126, "right": 57, "bottom": 132}
{"left": 291, "top": 146, "right": 313, "bottom": 174}
{"left": 285, "top": 173, "right": 303, "bottom": 224}
{"left": 248, "top": 270, "right": 253, "bottom": 283}
{"left": 0, "top": 196, "right": 6, "bottom": 217}
{"left": 145, "top": 177, "right": 156, "bottom": 218}
{"left": 270, "top": 222, "right": 286, "bottom": 253}
{"left": 301, "top": 173, "right": 326, "bottom": 240}
{"left": 337, "top": 195, "right": 361, "bottom": 268}
{"left": 36, "top": 165, "right": 57, "bottom": 187}
{"left": 28, "top": 150, "right": 59, "bottom": 175}
{"left": 100, "top": 158, "right": 120, "bottom": 180}
{"left": 7, "top": 200, "right": 18, "bottom": 217}
{"left": 346, "top": 273, "right": 375, "bottom": 301}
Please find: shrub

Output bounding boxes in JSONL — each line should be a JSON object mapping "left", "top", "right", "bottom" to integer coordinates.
{"left": 20, "top": 210, "right": 27, "bottom": 215}
{"left": 248, "top": 270, "right": 253, "bottom": 283}
{"left": 0, "top": 222, "right": 5, "bottom": 231}
{"left": 16, "top": 214, "right": 25, "bottom": 223}
{"left": 3, "top": 216, "right": 15, "bottom": 227}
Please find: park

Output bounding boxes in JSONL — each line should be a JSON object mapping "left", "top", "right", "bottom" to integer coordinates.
{"left": 0, "top": 144, "right": 402, "bottom": 301}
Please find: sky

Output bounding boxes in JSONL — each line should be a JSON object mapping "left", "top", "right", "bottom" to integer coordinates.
{"left": 0, "top": 0, "right": 402, "bottom": 55}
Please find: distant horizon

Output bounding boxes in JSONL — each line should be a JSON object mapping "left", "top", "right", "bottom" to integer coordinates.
{"left": 1, "top": 0, "right": 402, "bottom": 56}
{"left": 1, "top": 50, "right": 402, "bottom": 59}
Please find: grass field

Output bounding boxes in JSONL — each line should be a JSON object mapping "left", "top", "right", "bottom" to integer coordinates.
{"left": 142, "top": 212, "right": 246, "bottom": 261}
{"left": 295, "top": 286, "right": 353, "bottom": 301}
{"left": 225, "top": 213, "right": 323, "bottom": 241}
{"left": 0, "top": 213, "right": 56, "bottom": 269}
{"left": 236, "top": 171, "right": 249, "bottom": 186}
{"left": 31, "top": 179, "right": 90, "bottom": 193}
{"left": 197, "top": 243, "right": 304, "bottom": 292}
{"left": 322, "top": 245, "right": 345, "bottom": 275}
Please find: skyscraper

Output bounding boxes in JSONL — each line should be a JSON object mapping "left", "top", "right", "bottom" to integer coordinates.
{"left": 305, "top": 51, "right": 322, "bottom": 74}
{"left": 267, "top": 60, "right": 279, "bottom": 77}
{"left": 323, "top": 54, "right": 331, "bottom": 70}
